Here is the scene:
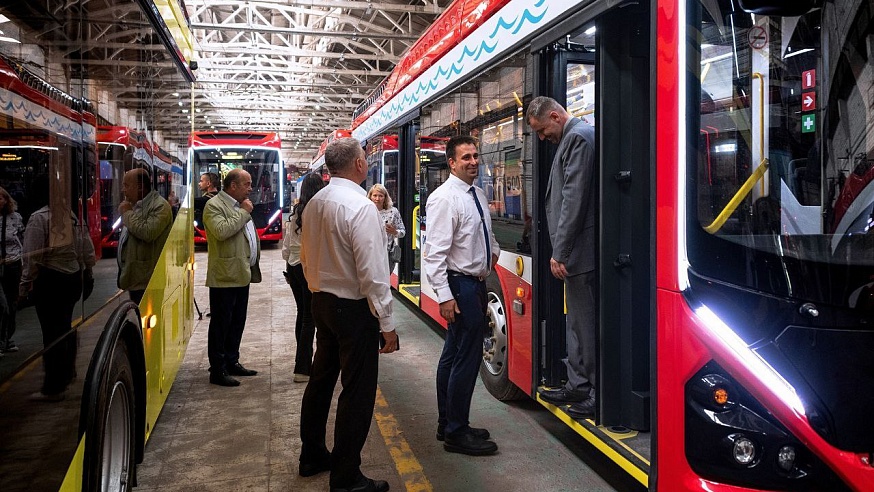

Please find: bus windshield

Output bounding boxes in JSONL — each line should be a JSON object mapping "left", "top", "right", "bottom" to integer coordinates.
{"left": 191, "top": 146, "right": 280, "bottom": 207}
{"left": 689, "top": 1, "right": 874, "bottom": 307}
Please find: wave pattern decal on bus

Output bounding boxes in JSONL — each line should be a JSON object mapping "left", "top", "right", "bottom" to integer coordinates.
{"left": 352, "top": 0, "right": 580, "bottom": 142}
{"left": 0, "top": 88, "right": 85, "bottom": 142}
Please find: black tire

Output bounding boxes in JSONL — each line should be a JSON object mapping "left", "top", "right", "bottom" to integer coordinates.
{"left": 89, "top": 338, "right": 136, "bottom": 492}
{"left": 479, "top": 282, "right": 526, "bottom": 401}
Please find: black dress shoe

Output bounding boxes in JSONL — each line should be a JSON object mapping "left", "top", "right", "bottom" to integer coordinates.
{"left": 209, "top": 372, "right": 240, "bottom": 387}
{"left": 567, "top": 396, "right": 596, "bottom": 419}
{"left": 227, "top": 362, "right": 258, "bottom": 376}
{"left": 330, "top": 476, "right": 389, "bottom": 492}
{"left": 298, "top": 454, "right": 331, "bottom": 477}
{"left": 539, "top": 387, "right": 586, "bottom": 405}
{"left": 436, "top": 425, "right": 490, "bottom": 442}
{"left": 443, "top": 430, "right": 498, "bottom": 456}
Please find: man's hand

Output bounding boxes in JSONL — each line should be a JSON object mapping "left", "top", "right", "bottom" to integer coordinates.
{"left": 118, "top": 200, "right": 133, "bottom": 215}
{"left": 439, "top": 299, "right": 461, "bottom": 323}
{"left": 241, "top": 199, "right": 254, "bottom": 213}
{"left": 550, "top": 258, "right": 568, "bottom": 280}
{"left": 379, "top": 330, "right": 398, "bottom": 354}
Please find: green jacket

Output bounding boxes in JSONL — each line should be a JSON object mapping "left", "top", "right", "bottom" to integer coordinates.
{"left": 204, "top": 191, "right": 262, "bottom": 287}
{"left": 118, "top": 190, "right": 172, "bottom": 291}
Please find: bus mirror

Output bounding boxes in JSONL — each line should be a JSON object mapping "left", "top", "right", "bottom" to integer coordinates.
{"left": 736, "top": 0, "right": 820, "bottom": 16}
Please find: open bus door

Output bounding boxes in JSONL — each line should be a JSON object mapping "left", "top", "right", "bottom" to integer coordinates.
{"left": 533, "top": 1, "right": 653, "bottom": 444}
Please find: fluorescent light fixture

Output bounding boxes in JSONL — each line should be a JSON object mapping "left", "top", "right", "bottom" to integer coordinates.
{"left": 784, "top": 48, "right": 814, "bottom": 59}
{"left": 714, "top": 143, "right": 736, "bottom": 153}
{"left": 584, "top": 26, "right": 596, "bottom": 36}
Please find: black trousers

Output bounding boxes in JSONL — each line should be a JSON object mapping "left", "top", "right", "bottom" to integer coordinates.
{"left": 300, "top": 292, "right": 380, "bottom": 488}
{"left": 287, "top": 263, "right": 314, "bottom": 376}
{"left": 0, "top": 260, "right": 21, "bottom": 342}
{"left": 207, "top": 285, "right": 250, "bottom": 374}
{"left": 34, "top": 267, "right": 82, "bottom": 395}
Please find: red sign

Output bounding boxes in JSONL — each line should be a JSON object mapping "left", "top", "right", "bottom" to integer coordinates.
{"left": 802, "top": 91, "right": 816, "bottom": 111}
{"left": 802, "top": 69, "right": 816, "bottom": 89}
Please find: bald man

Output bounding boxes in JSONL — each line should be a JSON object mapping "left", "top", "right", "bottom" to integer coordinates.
{"left": 117, "top": 168, "right": 172, "bottom": 304}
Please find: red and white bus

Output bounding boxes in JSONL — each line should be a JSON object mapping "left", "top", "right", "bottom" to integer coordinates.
{"left": 310, "top": 129, "right": 352, "bottom": 177}
{"left": 351, "top": 0, "right": 874, "bottom": 490}
{"left": 189, "top": 131, "right": 285, "bottom": 243}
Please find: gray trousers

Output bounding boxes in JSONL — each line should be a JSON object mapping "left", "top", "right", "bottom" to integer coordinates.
{"left": 564, "top": 271, "right": 597, "bottom": 396}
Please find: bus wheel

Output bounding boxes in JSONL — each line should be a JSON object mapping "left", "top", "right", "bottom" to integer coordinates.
{"left": 480, "top": 289, "right": 525, "bottom": 401}
{"left": 93, "top": 339, "right": 136, "bottom": 492}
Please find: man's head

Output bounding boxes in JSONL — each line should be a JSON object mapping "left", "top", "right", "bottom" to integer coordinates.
{"left": 200, "top": 172, "right": 220, "bottom": 193}
{"left": 446, "top": 135, "right": 479, "bottom": 185}
{"left": 223, "top": 169, "right": 252, "bottom": 203}
{"left": 526, "top": 96, "right": 571, "bottom": 145}
{"left": 122, "top": 168, "right": 152, "bottom": 203}
{"left": 325, "top": 137, "right": 366, "bottom": 183}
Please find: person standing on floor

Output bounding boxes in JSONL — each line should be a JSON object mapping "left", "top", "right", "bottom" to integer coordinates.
{"left": 422, "top": 135, "right": 500, "bottom": 456}
{"left": 203, "top": 168, "right": 261, "bottom": 387}
{"left": 281, "top": 173, "right": 325, "bottom": 383}
{"left": 0, "top": 187, "right": 23, "bottom": 354}
{"left": 117, "top": 168, "right": 173, "bottom": 304}
{"left": 298, "top": 137, "right": 398, "bottom": 492}
{"left": 526, "top": 96, "right": 598, "bottom": 418}
{"left": 367, "top": 183, "right": 405, "bottom": 274}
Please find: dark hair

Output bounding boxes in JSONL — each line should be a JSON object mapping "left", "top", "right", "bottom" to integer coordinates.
{"left": 0, "top": 186, "right": 17, "bottom": 215}
{"left": 205, "top": 172, "right": 220, "bottom": 190}
{"left": 446, "top": 135, "right": 478, "bottom": 161}
{"left": 293, "top": 173, "right": 326, "bottom": 233}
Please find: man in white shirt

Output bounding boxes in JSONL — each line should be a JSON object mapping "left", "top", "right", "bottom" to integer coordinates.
{"left": 422, "top": 135, "right": 500, "bottom": 456}
{"left": 299, "top": 137, "right": 397, "bottom": 492}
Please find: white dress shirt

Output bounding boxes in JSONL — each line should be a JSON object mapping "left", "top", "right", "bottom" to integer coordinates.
{"left": 301, "top": 177, "right": 394, "bottom": 331}
{"left": 422, "top": 173, "right": 500, "bottom": 303}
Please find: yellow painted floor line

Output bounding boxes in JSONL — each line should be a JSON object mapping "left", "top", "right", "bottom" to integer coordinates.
{"left": 374, "top": 386, "right": 433, "bottom": 492}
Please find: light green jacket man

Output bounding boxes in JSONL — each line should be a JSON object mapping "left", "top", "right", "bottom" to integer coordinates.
{"left": 204, "top": 191, "right": 262, "bottom": 287}
{"left": 118, "top": 190, "right": 172, "bottom": 291}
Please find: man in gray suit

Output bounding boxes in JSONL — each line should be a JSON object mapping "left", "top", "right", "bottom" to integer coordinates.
{"left": 526, "top": 96, "right": 597, "bottom": 418}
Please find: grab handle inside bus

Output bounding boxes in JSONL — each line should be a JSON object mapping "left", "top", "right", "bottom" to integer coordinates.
{"left": 704, "top": 72, "right": 770, "bottom": 234}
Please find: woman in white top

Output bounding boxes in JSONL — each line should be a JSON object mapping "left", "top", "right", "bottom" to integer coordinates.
{"left": 0, "top": 187, "right": 23, "bottom": 354}
{"left": 367, "top": 183, "right": 405, "bottom": 273}
{"left": 281, "top": 173, "right": 326, "bottom": 382}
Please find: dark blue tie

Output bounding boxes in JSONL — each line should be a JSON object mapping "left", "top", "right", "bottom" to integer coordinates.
{"left": 469, "top": 186, "right": 491, "bottom": 268}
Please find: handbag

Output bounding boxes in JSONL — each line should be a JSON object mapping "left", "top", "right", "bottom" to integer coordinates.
{"left": 388, "top": 242, "right": 401, "bottom": 263}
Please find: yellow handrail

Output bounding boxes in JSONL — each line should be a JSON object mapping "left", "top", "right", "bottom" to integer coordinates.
{"left": 704, "top": 158, "right": 769, "bottom": 234}
{"left": 412, "top": 204, "right": 420, "bottom": 250}
{"left": 703, "top": 72, "right": 769, "bottom": 234}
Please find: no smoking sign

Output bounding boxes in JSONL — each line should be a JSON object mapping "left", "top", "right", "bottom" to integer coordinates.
{"left": 748, "top": 26, "right": 768, "bottom": 50}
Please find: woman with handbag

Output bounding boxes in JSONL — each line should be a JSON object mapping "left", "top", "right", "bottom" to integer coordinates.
{"left": 281, "top": 173, "right": 326, "bottom": 383}
{"left": 368, "top": 183, "right": 405, "bottom": 274}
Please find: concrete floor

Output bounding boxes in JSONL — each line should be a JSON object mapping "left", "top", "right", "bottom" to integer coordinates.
{"left": 133, "top": 246, "right": 623, "bottom": 492}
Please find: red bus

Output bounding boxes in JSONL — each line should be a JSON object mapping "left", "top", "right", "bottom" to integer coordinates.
{"left": 189, "top": 131, "right": 285, "bottom": 243}
{"left": 310, "top": 129, "right": 352, "bottom": 178}
{"left": 350, "top": 0, "right": 874, "bottom": 490}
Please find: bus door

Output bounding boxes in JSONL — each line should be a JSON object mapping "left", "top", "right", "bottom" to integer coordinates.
{"left": 534, "top": 4, "right": 652, "bottom": 432}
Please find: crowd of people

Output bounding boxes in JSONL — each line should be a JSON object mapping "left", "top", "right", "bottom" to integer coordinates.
{"left": 142, "top": 95, "right": 593, "bottom": 492}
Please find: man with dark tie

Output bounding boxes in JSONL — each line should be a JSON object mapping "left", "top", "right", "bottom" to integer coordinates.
{"left": 422, "top": 135, "right": 500, "bottom": 456}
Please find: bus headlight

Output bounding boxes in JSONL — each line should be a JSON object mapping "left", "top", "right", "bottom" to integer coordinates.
{"left": 729, "top": 434, "right": 757, "bottom": 466}
{"left": 776, "top": 445, "right": 796, "bottom": 472}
